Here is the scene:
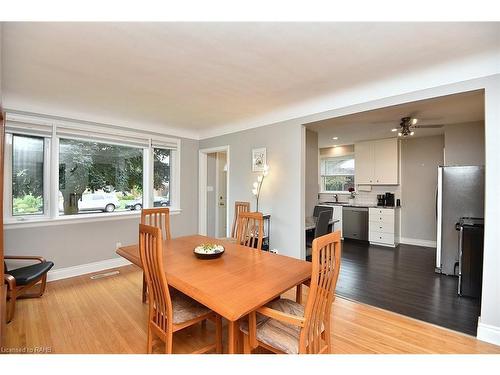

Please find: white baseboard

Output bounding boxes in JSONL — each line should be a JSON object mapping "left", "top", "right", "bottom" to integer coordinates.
{"left": 477, "top": 320, "right": 500, "bottom": 346}
{"left": 47, "top": 257, "right": 132, "bottom": 282}
{"left": 400, "top": 237, "right": 437, "bottom": 248}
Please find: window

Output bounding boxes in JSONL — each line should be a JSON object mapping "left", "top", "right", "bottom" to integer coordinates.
{"left": 320, "top": 155, "right": 355, "bottom": 192}
{"left": 58, "top": 139, "right": 143, "bottom": 215}
{"left": 152, "top": 148, "right": 171, "bottom": 207}
{"left": 4, "top": 114, "right": 181, "bottom": 223}
{"left": 11, "top": 135, "right": 45, "bottom": 216}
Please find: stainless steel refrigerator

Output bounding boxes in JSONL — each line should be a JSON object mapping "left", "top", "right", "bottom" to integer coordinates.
{"left": 436, "top": 166, "right": 484, "bottom": 275}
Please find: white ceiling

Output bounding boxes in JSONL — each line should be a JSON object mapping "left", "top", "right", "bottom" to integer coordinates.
{"left": 306, "top": 90, "right": 485, "bottom": 148}
{"left": 2, "top": 22, "right": 499, "bottom": 138}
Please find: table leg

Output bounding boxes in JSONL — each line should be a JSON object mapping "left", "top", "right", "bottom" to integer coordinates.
{"left": 228, "top": 320, "right": 240, "bottom": 354}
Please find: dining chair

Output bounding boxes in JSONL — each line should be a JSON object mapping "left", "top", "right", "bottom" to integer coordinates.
{"left": 236, "top": 211, "right": 264, "bottom": 250}
{"left": 306, "top": 210, "right": 331, "bottom": 261}
{"left": 230, "top": 201, "right": 250, "bottom": 238}
{"left": 140, "top": 207, "right": 171, "bottom": 303}
{"left": 139, "top": 224, "right": 222, "bottom": 354}
{"left": 4, "top": 255, "right": 54, "bottom": 323}
{"left": 240, "top": 231, "right": 341, "bottom": 354}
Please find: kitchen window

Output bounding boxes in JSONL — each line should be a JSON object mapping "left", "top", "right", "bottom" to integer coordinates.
{"left": 3, "top": 114, "right": 181, "bottom": 224}
{"left": 320, "top": 155, "right": 355, "bottom": 192}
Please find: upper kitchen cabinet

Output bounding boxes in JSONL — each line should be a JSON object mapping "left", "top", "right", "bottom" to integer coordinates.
{"left": 355, "top": 138, "right": 399, "bottom": 185}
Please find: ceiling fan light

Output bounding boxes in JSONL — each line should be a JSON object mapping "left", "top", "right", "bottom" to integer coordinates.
{"left": 412, "top": 118, "right": 418, "bottom": 125}
{"left": 398, "top": 132, "right": 402, "bottom": 137}
{"left": 410, "top": 131, "right": 415, "bottom": 136}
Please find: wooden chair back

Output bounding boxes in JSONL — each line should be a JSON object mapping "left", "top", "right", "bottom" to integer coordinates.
{"left": 236, "top": 211, "right": 264, "bottom": 250}
{"left": 230, "top": 201, "right": 250, "bottom": 238}
{"left": 139, "top": 224, "right": 173, "bottom": 334}
{"left": 300, "top": 231, "right": 341, "bottom": 354}
{"left": 141, "top": 207, "right": 171, "bottom": 240}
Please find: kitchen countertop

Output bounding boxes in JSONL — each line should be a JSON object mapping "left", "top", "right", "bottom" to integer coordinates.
{"left": 318, "top": 202, "right": 401, "bottom": 209}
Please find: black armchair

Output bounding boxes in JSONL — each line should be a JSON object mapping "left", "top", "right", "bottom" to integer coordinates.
{"left": 4, "top": 255, "right": 54, "bottom": 323}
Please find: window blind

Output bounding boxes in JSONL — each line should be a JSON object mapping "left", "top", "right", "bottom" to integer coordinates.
{"left": 5, "top": 112, "right": 179, "bottom": 150}
{"left": 5, "top": 120, "right": 53, "bottom": 138}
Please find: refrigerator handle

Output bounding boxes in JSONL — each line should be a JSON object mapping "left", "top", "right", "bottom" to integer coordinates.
{"left": 435, "top": 185, "right": 438, "bottom": 220}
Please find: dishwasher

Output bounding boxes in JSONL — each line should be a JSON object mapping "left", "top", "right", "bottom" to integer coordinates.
{"left": 342, "top": 206, "right": 369, "bottom": 241}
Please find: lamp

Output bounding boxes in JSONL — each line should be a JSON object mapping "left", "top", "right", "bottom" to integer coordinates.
{"left": 252, "top": 164, "right": 269, "bottom": 212}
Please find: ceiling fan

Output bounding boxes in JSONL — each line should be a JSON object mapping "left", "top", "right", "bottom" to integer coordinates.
{"left": 393, "top": 116, "right": 444, "bottom": 137}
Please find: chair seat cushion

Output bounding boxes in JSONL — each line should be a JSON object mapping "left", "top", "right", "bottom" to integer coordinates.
{"left": 171, "top": 290, "right": 211, "bottom": 325}
{"left": 8, "top": 261, "right": 54, "bottom": 286}
{"left": 240, "top": 298, "right": 305, "bottom": 354}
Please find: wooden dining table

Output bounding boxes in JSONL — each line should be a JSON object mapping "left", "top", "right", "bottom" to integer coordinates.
{"left": 116, "top": 234, "right": 311, "bottom": 354}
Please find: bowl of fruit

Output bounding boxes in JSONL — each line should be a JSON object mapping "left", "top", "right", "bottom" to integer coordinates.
{"left": 193, "top": 243, "right": 225, "bottom": 259}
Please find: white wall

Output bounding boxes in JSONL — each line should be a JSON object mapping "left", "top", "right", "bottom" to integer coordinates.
{"left": 478, "top": 75, "right": 500, "bottom": 344}
{"left": 305, "top": 129, "right": 318, "bottom": 217}
{"left": 444, "top": 121, "right": 485, "bottom": 166}
{"left": 400, "top": 135, "right": 444, "bottom": 244}
{"left": 199, "top": 122, "right": 303, "bottom": 259}
{"left": 4, "top": 136, "right": 199, "bottom": 269}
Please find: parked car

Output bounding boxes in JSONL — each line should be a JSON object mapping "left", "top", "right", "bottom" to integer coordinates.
{"left": 78, "top": 193, "right": 121, "bottom": 212}
{"left": 58, "top": 191, "right": 121, "bottom": 213}
{"left": 125, "top": 197, "right": 169, "bottom": 211}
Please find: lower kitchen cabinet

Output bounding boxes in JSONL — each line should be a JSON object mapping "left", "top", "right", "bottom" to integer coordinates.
{"left": 332, "top": 205, "right": 343, "bottom": 238}
{"left": 368, "top": 207, "right": 400, "bottom": 247}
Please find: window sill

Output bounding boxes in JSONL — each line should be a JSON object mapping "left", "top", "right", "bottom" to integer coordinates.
{"left": 3, "top": 208, "right": 182, "bottom": 229}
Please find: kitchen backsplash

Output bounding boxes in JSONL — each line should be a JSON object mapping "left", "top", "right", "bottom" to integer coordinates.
{"left": 319, "top": 185, "right": 401, "bottom": 206}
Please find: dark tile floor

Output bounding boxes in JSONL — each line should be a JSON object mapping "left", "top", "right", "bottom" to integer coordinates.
{"left": 334, "top": 239, "right": 481, "bottom": 336}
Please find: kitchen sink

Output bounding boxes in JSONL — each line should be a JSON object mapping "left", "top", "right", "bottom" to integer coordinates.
{"left": 321, "top": 201, "right": 349, "bottom": 205}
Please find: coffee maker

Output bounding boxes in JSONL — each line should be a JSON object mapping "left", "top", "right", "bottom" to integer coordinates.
{"left": 377, "top": 194, "right": 385, "bottom": 206}
{"left": 385, "top": 192, "right": 395, "bottom": 207}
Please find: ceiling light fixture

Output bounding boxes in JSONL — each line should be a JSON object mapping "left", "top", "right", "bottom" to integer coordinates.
{"left": 412, "top": 118, "right": 418, "bottom": 125}
{"left": 391, "top": 128, "right": 398, "bottom": 132}
{"left": 332, "top": 137, "right": 338, "bottom": 140}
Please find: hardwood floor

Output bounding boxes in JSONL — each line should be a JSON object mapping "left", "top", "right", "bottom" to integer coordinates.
{"left": 336, "top": 240, "right": 481, "bottom": 336}
{"left": 3, "top": 265, "right": 499, "bottom": 354}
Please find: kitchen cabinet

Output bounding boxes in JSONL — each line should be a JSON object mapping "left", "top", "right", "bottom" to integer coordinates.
{"left": 368, "top": 207, "right": 400, "bottom": 247}
{"left": 355, "top": 138, "right": 399, "bottom": 185}
{"left": 332, "top": 205, "right": 343, "bottom": 238}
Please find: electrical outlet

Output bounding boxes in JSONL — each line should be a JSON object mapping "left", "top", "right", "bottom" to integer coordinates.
{"left": 115, "top": 242, "right": 122, "bottom": 250}
{"left": 270, "top": 248, "right": 278, "bottom": 254}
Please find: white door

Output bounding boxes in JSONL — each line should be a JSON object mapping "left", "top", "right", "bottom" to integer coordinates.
{"left": 206, "top": 153, "right": 217, "bottom": 237}
{"left": 354, "top": 141, "right": 374, "bottom": 184}
{"left": 374, "top": 138, "right": 399, "bottom": 184}
{"left": 216, "top": 152, "right": 227, "bottom": 237}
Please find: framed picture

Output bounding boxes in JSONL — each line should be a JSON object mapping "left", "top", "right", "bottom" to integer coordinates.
{"left": 252, "top": 147, "right": 267, "bottom": 172}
